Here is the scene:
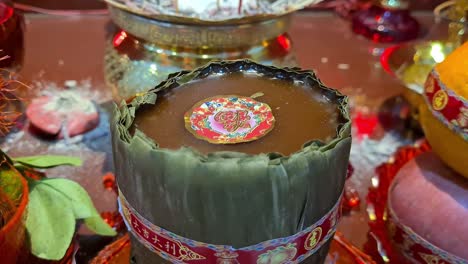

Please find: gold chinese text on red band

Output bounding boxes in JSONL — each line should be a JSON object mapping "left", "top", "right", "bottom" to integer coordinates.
{"left": 118, "top": 190, "right": 342, "bottom": 263}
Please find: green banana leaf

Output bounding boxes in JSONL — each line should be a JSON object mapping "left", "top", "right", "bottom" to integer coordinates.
{"left": 111, "top": 60, "right": 351, "bottom": 264}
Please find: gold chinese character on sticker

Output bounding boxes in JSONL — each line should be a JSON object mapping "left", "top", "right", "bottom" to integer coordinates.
{"left": 304, "top": 227, "right": 322, "bottom": 250}
{"left": 432, "top": 90, "right": 448, "bottom": 111}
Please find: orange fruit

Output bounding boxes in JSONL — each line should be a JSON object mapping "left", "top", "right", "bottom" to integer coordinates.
{"left": 419, "top": 42, "right": 468, "bottom": 179}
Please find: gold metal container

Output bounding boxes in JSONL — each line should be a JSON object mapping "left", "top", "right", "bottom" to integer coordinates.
{"left": 105, "top": 5, "right": 297, "bottom": 101}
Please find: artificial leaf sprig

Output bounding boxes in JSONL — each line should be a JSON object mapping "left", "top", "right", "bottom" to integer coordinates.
{"left": 26, "top": 178, "right": 116, "bottom": 260}
{"left": 14, "top": 155, "right": 83, "bottom": 168}
{"left": 0, "top": 150, "right": 116, "bottom": 260}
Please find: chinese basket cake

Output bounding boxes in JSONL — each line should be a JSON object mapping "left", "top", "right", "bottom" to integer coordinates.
{"left": 386, "top": 151, "right": 468, "bottom": 264}
{"left": 111, "top": 60, "right": 351, "bottom": 264}
{"left": 419, "top": 41, "right": 468, "bottom": 179}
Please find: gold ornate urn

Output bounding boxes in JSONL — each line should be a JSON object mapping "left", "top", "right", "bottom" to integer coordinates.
{"left": 103, "top": 0, "right": 322, "bottom": 101}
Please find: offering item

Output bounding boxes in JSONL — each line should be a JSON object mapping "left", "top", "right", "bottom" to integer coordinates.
{"left": 419, "top": 41, "right": 468, "bottom": 178}
{"left": 104, "top": 3, "right": 297, "bottom": 101}
{"left": 365, "top": 141, "right": 468, "bottom": 264}
{"left": 111, "top": 60, "right": 351, "bottom": 264}
{"left": 26, "top": 90, "right": 99, "bottom": 139}
{"left": 387, "top": 151, "right": 468, "bottom": 263}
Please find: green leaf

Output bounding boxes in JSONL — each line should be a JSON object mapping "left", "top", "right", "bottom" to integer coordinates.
{"left": 14, "top": 155, "right": 82, "bottom": 168}
{"left": 84, "top": 215, "right": 117, "bottom": 236}
{"left": 35, "top": 178, "right": 116, "bottom": 236}
{"left": 26, "top": 181, "right": 76, "bottom": 260}
{"left": 38, "top": 179, "right": 94, "bottom": 219}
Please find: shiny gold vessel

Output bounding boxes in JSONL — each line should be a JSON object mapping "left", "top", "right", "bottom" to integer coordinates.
{"left": 104, "top": 3, "right": 297, "bottom": 101}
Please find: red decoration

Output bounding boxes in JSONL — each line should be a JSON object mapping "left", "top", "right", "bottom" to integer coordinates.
{"left": 276, "top": 34, "right": 291, "bottom": 52}
{"left": 364, "top": 140, "right": 431, "bottom": 264}
{"left": 379, "top": 45, "right": 400, "bottom": 76}
{"left": 113, "top": 31, "right": 127, "bottom": 48}
{"left": 119, "top": 191, "right": 342, "bottom": 263}
{"left": 102, "top": 172, "right": 117, "bottom": 192}
{"left": 353, "top": 111, "right": 378, "bottom": 138}
{"left": 351, "top": 5, "right": 420, "bottom": 43}
{"left": 0, "top": 2, "right": 12, "bottom": 24}
{"left": 26, "top": 92, "right": 100, "bottom": 139}
{"left": 343, "top": 187, "right": 360, "bottom": 210}
{"left": 342, "top": 164, "right": 361, "bottom": 212}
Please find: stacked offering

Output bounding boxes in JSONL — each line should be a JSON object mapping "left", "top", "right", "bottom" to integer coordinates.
{"left": 111, "top": 60, "right": 351, "bottom": 264}
{"left": 386, "top": 42, "right": 468, "bottom": 263}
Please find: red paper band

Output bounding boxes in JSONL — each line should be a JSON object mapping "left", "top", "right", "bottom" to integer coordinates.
{"left": 118, "top": 191, "right": 342, "bottom": 263}
{"left": 424, "top": 70, "right": 468, "bottom": 141}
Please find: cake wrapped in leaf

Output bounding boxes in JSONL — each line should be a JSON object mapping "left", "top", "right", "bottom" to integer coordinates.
{"left": 111, "top": 60, "right": 351, "bottom": 264}
{"left": 419, "top": 41, "right": 468, "bottom": 179}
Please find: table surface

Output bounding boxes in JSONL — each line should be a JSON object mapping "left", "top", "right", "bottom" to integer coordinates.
{"left": 3, "top": 11, "right": 434, "bottom": 262}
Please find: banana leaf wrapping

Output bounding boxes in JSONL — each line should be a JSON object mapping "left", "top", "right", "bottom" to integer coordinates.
{"left": 111, "top": 60, "right": 352, "bottom": 264}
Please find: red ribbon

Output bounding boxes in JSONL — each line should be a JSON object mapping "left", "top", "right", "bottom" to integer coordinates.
{"left": 118, "top": 190, "right": 342, "bottom": 263}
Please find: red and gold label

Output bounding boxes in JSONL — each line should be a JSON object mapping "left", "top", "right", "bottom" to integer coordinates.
{"left": 118, "top": 190, "right": 342, "bottom": 264}
{"left": 424, "top": 70, "right": 468, "bottom": 141}
{"left": 184, "top": 95, "right": 275, "bottom": 144}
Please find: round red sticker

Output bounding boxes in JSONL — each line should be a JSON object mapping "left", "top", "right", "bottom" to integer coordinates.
{"left": 184, "top": 95, "right": 275, "bottom": 144}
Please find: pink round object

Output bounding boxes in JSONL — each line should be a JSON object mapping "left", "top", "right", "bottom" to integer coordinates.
{"left": 26, "top": 91, "right": 99, "bottom": 138}
{"left": 388, "top": 151, "right": 468, "bottom": 261}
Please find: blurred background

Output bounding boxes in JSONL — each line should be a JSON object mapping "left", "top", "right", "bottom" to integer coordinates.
{"left": 13, "top": 0, "right": 448, "bottom": 11}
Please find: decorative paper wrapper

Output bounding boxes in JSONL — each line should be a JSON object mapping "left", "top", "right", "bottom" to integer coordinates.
{"left": 111, "top": 60, "right": 351, "bottom": 264}
{"left": 119, "top": 190, "right": 342, "bottom": 263}
{"left": 386, "top": 206, "right": 467, "bottom": 264}
{"left": 105, "top": 0, "right": 324, "bottom": 24}
{"left": 93, "top": 169, "right": 374, "bottom": 264}
{"left": 424, "top": 70, "right": 468, "bottom": 141}
{"left": 184, "top": 95, "right": 275, "bottom": 144}
{"left": 365, "top": 141, "right": 467, "bottom": 264}
{"left": 90, "top": 232, "right": 376, "bottom": 264}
